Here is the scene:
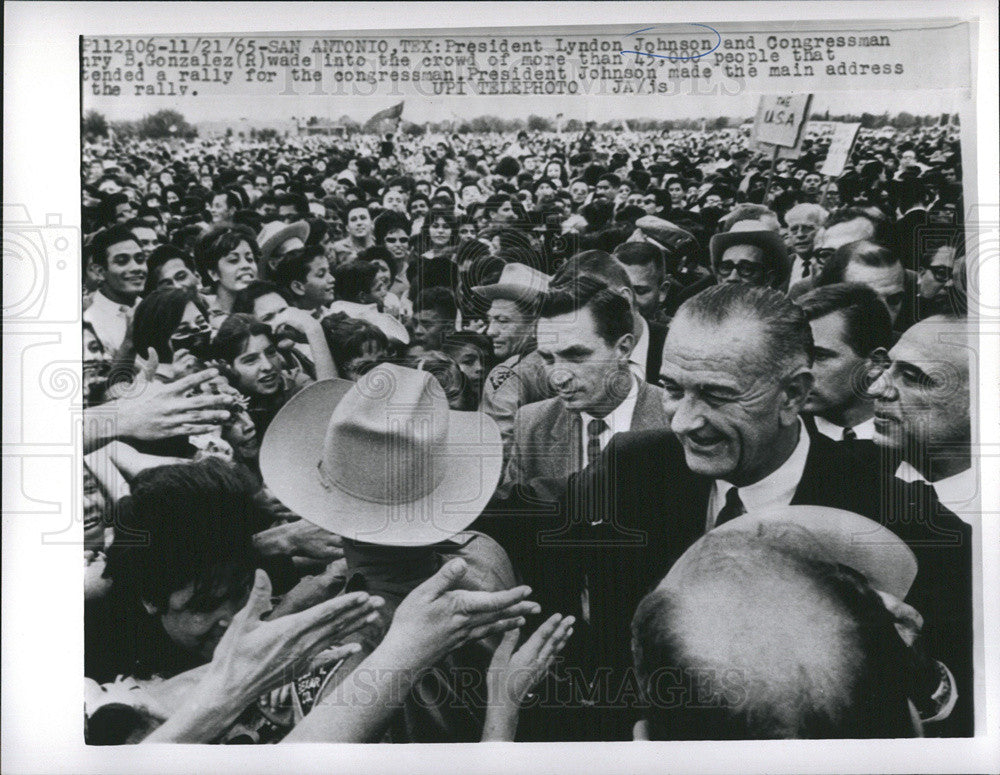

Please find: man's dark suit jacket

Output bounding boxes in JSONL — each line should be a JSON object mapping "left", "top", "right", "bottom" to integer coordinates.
{"left": 477, "top": 425, "right": 973, "bottom": 739}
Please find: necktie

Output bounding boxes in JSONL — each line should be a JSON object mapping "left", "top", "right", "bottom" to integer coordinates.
{"left": 586, "top": 418, "right": 607, "bottom": 465}
{"left": 800, "top": 257, "right": 812, "bottom": 279}
{"left": 715, "top": 487, "right": 746, "bottom": 527}
{"left": 842, "top": 426, "right": 857, "bottom": 441}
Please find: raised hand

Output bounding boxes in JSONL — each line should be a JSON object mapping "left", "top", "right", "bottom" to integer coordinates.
{"left": 380, "top": 557, "right": 540, "bottom": 667}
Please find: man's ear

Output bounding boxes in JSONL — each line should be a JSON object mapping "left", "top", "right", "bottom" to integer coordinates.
{"left": 207, "top": 268, "right": 220, "bottom": 285}
{"left": 616, "top": 332, "right": 637, "bottom": 360}
{"left": 781, "top": 366, "right": 815, "bottom": 424}
{"left": 86, "top": 262, "right": 106, "bottom": 286}
{"left": 140, "top": 600, "right": 158, "bottom": 616}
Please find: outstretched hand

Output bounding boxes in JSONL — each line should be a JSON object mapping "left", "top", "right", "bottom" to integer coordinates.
{"left": 381, "top": 557, "right": 540, "bottom": 668}
{"left": 195, "top": 570, "right": 382, "bottom": 711}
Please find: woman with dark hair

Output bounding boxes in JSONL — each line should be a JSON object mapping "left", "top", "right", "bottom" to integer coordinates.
{"left": 372, "top": 210, "right": 413, "bottom": 301}
{"left": 211, "top": 313, "right": 313, "bottom": 436}
{"left": 194, "top": 224, "right": 260, "bottom": 316}
{"left": 356, "top": 246, "right": 407, "bottom": 319}
{"left": 418, "top": 207, "right": 459, "bottom": 260}
{"left": 132, "top": 288, "right": 213, "bottom": 382}
{"left": 483, "top": 193, "right": 527, "bottom": 226}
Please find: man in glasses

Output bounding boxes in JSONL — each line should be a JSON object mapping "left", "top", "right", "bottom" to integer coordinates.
{"left": 707, "top": 220, "right": 791, "bottom": 291}
{"left": 797, "top": 283, "right": 894, "bottom": 442}
{"left": 918, "top": 241, "right": 964, "bottom": 319}
{"left": 784, "top": 203, "right": 829, "bottom": 284}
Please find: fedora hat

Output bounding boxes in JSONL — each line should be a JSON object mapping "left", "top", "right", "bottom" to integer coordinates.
{"left": 257, "top": 219, "right": 309, "bottom": 262}
{"left": 259, "top": 364, "right": 502, "bottom": 547}
{"left": 665, "top": 506, "right": 917, "bottom": 600}
{"left": 709, "top": 220, "right": 791, "bottom": 288}
{"left": 471, "top": 262, "right": 550, "bottom": 304}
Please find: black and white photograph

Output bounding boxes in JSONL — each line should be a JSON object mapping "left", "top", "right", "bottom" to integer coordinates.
{"left": 3, "top": 2, "right": 999, "bottom": 773}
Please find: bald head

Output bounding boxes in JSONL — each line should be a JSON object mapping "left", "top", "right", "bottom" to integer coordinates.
{"left": 632, "top": 529, "right": 917, "bottom": 739}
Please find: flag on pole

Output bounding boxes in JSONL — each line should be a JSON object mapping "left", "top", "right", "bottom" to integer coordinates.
{"left": 363, "top": 101, "right": 404, "bottom": 133}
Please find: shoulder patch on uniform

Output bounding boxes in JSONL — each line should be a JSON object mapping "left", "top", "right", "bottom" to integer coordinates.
{"left": 489, "top": 368, "right": 514, "bottom": 391}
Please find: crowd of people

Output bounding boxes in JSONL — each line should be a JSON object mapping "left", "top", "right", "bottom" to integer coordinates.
{"left": 80, "top": 117, "right": 974, "bottom": 743}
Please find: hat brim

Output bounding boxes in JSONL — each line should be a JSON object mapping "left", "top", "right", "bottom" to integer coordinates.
{"left": 259, "top": 221, "right": 309, "bottom": 261}
{"left": 692, "top": 505, "right": 917, "bottom": 600}
{"left": 259, "top": 379, "right": 503, "bottom": 547}
{"left": 471, "top": 283, "right": 547, "bottom": 302}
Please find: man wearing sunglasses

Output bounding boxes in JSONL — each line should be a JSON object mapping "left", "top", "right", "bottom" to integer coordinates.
{"left": 707, "top": 220, "right": 791, "bottom": 291}
{"left": 918, "top": 242, "right": 964, "bottom": 319}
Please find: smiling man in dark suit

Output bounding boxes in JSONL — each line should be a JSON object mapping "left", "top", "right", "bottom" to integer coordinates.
{"left": 482, "top": 282, "right": 889, "bottom": 740}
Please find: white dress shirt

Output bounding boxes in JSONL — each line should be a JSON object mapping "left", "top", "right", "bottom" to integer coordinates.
{"left": 706, "top": 419, "right": 811, "bottom": 530}
{"left": 83, "top": 289, "right": 137, "bottom": 354}
{"left": 894, "top": 461, "right": 976, "bottom": 523}
{"left": 812, "top": 414, "right": 876, "bottom": 441}
{"left": 628, "top": 316, "right": 649, "bottom": 382}
{"left": 580, "top": 373, "right": 639, "bottom": 465}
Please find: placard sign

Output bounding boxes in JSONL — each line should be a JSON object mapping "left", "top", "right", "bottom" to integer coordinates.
{"left": 753, "top": 93, "right": 812, "bottom": 148}
{"left": 819, "top": 122, "right": 862, "bottom": 176}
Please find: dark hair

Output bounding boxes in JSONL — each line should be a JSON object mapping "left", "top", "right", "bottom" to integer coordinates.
{"left": 87, "top": 225, "right": 140, "bottom": 269}
{"left": 193, "top": 224, "right": 260, "bottom": 284}
{"left": 333, "top": 260, "right": 379, "bottom": 303}
{"left": 631, "top": 531, "right": 918, "bottom": 739}
{"left": 420, "top": 207, "right": 458, "bottom": 247}
{"left": 320, "top": 312, "right": 389, "bottom": 377}
{"left": 797, "top": 282, "right": 893, "bottom": 358}
{"left": 275, "top": 192, "right": 309, "bottom": 217}
{"left": 213, "top": 189, "right": 243, "bottom": 212}
{"left": 816, "top": 240, "right": 899, "bottom": 287}
{"left": 357, "top": 245, "right": 399, "bottom": 281}
{"left": 211, "top": 312, "right": 274, "bottom": 363}
{"left": 614, "top": 242, "right": 666, "bottom": 278}
{"left": 373, "top": 210, "right": 412, "bottom": 245}
{"left": 231, "top": 280, "right": 293, "bottom": 316}
{"left": 144, "top": 245, "right": 198, "bottom": 295}
{"left": 551, "top": 250, "right": 632, "bottom": 292}
{"left": 677, "top": 283, "right": 814, "bottom": 370}
{"left": 539, "top": 276, "right": 633, "bottom": 346}
{"left": 414, "top": 286, "right": 458, "bottom": 320}
{"left": 104, "top": 457, "right": 259, "bottom": 613}
{"left": 271, "top": 245, "right": 326, "bottom": 291}
{"left": 132, "top": 288, "right": 209, "bottom": 364}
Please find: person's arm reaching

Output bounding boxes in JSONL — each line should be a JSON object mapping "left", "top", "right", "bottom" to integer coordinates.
{"left": 272, "top": 307, "right": 338, "bottom": 381}
{"left": 284, "top": 557, "right": 540, "bottom": 743}
{"left": 142, "top": 570, "right": 381, "bottom": 743}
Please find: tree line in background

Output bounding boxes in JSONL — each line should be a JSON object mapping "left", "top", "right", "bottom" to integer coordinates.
{"left": 82, "top": 108, "right": 960, "bottom": 142}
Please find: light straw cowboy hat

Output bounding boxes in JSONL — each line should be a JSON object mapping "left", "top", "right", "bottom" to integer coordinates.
{"left": 471, "top": 262, "right": 550, "bottom": 304}
{"left": 259, "top": 363, "right": 502, "bottom": 546}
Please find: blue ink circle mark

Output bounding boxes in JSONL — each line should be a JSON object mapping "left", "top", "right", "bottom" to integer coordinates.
{"left": 620, "top": 24, "right": 722, "bottom": 62}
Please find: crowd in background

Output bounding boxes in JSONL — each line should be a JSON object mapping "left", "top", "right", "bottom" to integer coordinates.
{"left": 80, "top": 118, "right": 974, "bottom": 744}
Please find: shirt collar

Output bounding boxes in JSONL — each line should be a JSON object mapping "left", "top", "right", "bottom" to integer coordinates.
{"left": 91, "top": 288, "right": 135, "bottom": 313}
{"left": 713, "top": 419, "right": 811, "bottom": 514}
{"left": 812, "top": 414, "right": 876, "bottom": 441}
{"left": 582, "top": 372, "right": 638, "bottom": 434}
{"left": 895, "top": 461, "right": 975, "bottom": 514}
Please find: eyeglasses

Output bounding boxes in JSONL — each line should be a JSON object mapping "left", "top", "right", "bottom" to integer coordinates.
{"left": 921, "top": 265, "right": 952, "bottom": 283}
{"left": 717, "top": 260, "right": 765, "bottom": 280}
{"left": 384, "top": 237, "right": 408, "bottom": 244}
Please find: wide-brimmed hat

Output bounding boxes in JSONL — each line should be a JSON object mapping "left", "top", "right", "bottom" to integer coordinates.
{"left": 259, "top": 364, "right": 502, "bottom": 546}
{"left": 471, "top": 262, "right": 550, "bottom": 304}
{"left": 709, "top": 220, "right": 790, "bottom": 288}
{"left": 325, "top": 300, "right": 410, "bottom": 345}
{"left": 664, "top": 506, "right": 917, "bottom": 600}
{"left": 257, "top": 220, "right": 309, "bottom": 263}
